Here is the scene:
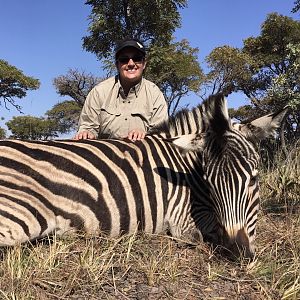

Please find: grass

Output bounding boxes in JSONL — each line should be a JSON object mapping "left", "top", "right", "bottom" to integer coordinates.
{"left": 0, "top": 145, "right": 299, "bottom": 299}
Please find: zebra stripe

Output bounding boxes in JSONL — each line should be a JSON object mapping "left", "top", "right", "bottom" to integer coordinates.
{"left": 0, "top": 137, "right": 196, "bottom": 244}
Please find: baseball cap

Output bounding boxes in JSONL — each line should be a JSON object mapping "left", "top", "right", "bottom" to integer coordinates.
{"left": 115, "top": 38, "right": 146, "bottom": 59}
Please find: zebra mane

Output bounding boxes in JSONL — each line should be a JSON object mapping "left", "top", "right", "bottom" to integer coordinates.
{"left": 152, "top": 94, "right": 230, "bottom": 138}
{"left": 151, "top": 105, "right": 203, "bottom": 138}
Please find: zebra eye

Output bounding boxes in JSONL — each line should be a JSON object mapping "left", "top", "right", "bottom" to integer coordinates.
{"left": 249, "top": 176, "right": 258, "bottom": 187}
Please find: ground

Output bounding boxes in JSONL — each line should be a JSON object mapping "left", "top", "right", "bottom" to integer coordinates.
{"left": 0, "top": 212, "right": 299, "bottom": 300}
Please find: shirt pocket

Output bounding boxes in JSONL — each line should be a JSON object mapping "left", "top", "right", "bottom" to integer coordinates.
{"left": 98, "top": 106, "right": 121, "bottom": 136}
{"left": 131, "top": 100, "right": 153, "bottom": 121}
{"left": 131, "top": 110, "right": 152, "bottom": 122}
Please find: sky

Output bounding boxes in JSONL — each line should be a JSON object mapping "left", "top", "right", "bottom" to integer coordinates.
{"left": 0, "top": 0, "right": 298, "bottom": 135}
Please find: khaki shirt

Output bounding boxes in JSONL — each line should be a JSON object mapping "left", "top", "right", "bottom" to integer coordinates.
{"left": 77, "top": 76, "right": 168, "bottom": 138}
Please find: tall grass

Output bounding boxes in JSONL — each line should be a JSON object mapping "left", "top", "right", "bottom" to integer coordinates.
{"left": 260, "top": 142, "right": 300, "bottom": 213}
{"left": 0, "top": 145, "right": 299, "bottom": 299}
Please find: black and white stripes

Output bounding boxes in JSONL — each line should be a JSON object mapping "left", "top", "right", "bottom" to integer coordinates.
{"left": 0, "top": 136, "right": 197, "bottom": 245}
{"left": 0, "top": 94, "right": 288, "bottom": 257}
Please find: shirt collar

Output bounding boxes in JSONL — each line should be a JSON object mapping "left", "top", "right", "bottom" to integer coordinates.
{"left": 116, "top": 75, "right": 143, "bottom": 98}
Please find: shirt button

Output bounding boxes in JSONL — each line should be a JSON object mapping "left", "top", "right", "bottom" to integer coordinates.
{"left": 125, "top": 118, "right": 128, "bottom": 121}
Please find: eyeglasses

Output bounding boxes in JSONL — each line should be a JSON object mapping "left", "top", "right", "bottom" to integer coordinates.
{"left": 117, "top": 55, "right": 145, "bottom": 64}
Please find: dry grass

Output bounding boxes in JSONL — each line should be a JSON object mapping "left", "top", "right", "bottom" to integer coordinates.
{"left": 260, "top": 142, "right": 300, "bottom": 214}
{"left": 0, "top": 146, "right": 299, "bottom": 300}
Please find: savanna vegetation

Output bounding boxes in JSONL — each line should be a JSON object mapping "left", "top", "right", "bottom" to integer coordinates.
{"left": 0, "top": 1, "right": 299, "bottom": 299}
{"left": 1, "top": 2, "right": 299, "bottom": 143}
{"left": 0, "top": 59, "right": 40, "bottom": 112}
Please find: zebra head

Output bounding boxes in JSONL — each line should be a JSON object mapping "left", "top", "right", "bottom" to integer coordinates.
{"left": 170, "top": 94, "right": 288, "bottom": 258}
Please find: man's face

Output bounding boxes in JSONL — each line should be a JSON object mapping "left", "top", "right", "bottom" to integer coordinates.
{"left": 116, "top": 48, "right": 146, "bottom": 85}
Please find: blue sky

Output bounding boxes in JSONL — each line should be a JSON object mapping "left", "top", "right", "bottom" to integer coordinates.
{"left": 0, "top": 0, "right": 297, "bottom": 134}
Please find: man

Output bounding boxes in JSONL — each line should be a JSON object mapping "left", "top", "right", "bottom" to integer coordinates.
{"left": 74, "top": 38, "right": 168, "bottom": 141}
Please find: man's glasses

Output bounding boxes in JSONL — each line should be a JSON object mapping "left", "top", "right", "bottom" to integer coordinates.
{"left": 117, "top": 55, "right": 145, "bottom": 64}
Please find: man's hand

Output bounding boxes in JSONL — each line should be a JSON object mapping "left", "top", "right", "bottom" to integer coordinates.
{"left": 126, "top": 129, "right": 146, "bottom": 141}
{"left": 74, "top": 131, "right": 96, "bottom": 140}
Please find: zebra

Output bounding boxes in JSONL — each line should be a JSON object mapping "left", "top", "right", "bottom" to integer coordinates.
{"left": 0, "top": 94, "right": 287, "bottom": 257}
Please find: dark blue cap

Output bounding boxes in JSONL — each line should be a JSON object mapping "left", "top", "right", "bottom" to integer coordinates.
{"left": 115, "top": 39, "right": 146, "bottom": 58}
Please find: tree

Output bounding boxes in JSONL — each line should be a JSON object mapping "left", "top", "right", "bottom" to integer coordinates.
{"left": 6, "top": 116, "right": 59, "bottom": 140}
{"left": 204, "top": 46, "right": 261, "bottom": 100}
{"left": 264, "top": 43, "right": 300, "bottom": 141}
{"left": 202, "top": 14, "right": 300, "bottom": 143}
{"left": 0, "top": 60, "right": 40, "bottom": 111}
{"left": 6, "top": 100, "right": 82, "bottom": 140}
{"left": 292, "top": 0, "right": 300, "bottom": 13}
{"left": 83, "top": 0, "right": 187, "bottom": 60}
{"left": 240, "top": 14, "right": 300, "bottom": 142}
{"left": 53, "top": 69, "right": 102, "bottom": 106}
{"left": 241, "top": 13, "right": 300, "bottom": 104}
{"left": 145, "top": 40, "right": 204, "bottom": 115}
{"left": 0, "top": 127, "right": 6, "bottom": 139}
{"left": 45, "top": 100, "right": 82, "bottom": 134}
{"left": 52, "top": 70, "right": 102, "bottom": 135}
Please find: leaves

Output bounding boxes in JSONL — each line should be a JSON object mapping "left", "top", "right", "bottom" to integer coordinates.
{"left": 0, "top": 127, "right": 6, "bottom": 139}
{"left": 83, "top": 0, "right": 188, "bottom": 60}
{"left": 5, "top": 101, "right": 82, "bottom": 140}
{"left": 203, "top": 14, "right": 300, "bottom": 142}
{"left": 292, "top": 0, "right": 300, "bottom": 13}
{"left": 6, "top": 116, "right": 59, "bottom": 140}
{"left": 53, "top": 69, "right": 103, "bottom": 106}
{"left": 145, "top": 39, "right": 204, "bottom": 115}
{"left": 46, "top": 100, "right": 82, "bottom": 133}
{"left": 0, "top": 60, "right": 40, "bottom": 111}
{"left": 204, "top": 46, "right": 258, "bottom": 97}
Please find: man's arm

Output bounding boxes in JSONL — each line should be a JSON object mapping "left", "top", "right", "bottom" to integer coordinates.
{"left": 74, "top": 88, "right": 101, "bottom": 140}
{"left": 149, "top": 91, "right": 169, "bottom": 128}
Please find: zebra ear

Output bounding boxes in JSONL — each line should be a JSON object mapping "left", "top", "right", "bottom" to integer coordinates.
{"left": 201, "top": 93, "right": 231, "bottom": 135}
{"left": 165, "top": 133, "right": 205, "bottom": 154}
{"left": 238, "top": 106, "right": 289, "bottom": 141}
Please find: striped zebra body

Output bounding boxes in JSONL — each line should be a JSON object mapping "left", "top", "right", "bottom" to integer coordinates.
{"left": 0, "top": 94, "right": 288, "bottom": 257}
{"left": 0, "top": 137, "right": 204, "bottom": 245}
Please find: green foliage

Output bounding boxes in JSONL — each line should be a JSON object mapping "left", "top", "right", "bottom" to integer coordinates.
{"left": 205, "top": 14, "right": 300, "bottom": 103}
{"left": 53, "top": 69, "right": 102, "bottom": 106}
{"left": 228, "top": 105, "right": 256, "bottom": 122}
{"left": 264, "top": 43, "right": 300, "bottom": 142}
{"left": 5, "top": 100, "right": 81, "bottom": 140}
{"left": 204, "top": 46, "right": 260, "bottom": 97}
{"left": 6, "top": 116, "right": 59, "bottom": 140}
{"left": 204, "top": 14, "right": 300, "bottom": 142}
{"left": 83, "top": 0, "right": 187, "bottom": 60}
{"left": 0, "top": 59, "right": 40, "bottom": 111}
{"left": 145, "top": 39, "right": 204, "bottom": 115}
{"left": 0, "top": 127, "right": 6, "bottom": 139}
{"left": 243, "top": 13, "right": 300, "bottom": 71}
{"left": 266, "top": 43, "right": 300, "bottom": 106}
{"left": 241, "top": 14, "right": 300, "bottom": 141}
{"left": 46, "top": 100, "right": 82, "bottom": 134}
{"left": 292, "top": 0, "right": 300, "bottom": 13}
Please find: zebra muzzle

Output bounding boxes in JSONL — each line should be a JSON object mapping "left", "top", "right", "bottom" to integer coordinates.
{"left": 227, "top": 227, "right": 255, "bottom": 259}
